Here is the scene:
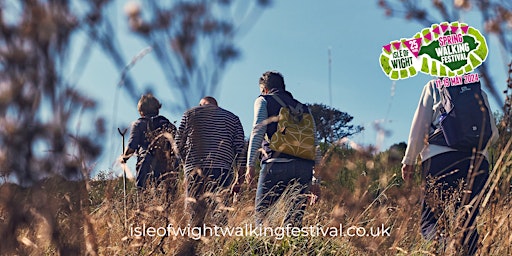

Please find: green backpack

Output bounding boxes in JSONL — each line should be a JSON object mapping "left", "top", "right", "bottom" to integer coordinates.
{"left": 269, "top": 95, "right": 316, "bottom": 160}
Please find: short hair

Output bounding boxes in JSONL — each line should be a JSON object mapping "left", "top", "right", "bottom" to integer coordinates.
{"left": 259, "top": 71, "right": 285, "bottom": 91}
{"left": 199, "top": 96, "right": 218, "bottom": 106}
{"left": 137, "top": 94, "right": 161, "bottom": 116}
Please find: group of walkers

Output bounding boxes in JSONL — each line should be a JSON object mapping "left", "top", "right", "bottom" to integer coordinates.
{"left": 120, "top": 70, "right": 499, "bottom": 255}
{"left": 121, "top": 71, "right": 315, "bottom": 228}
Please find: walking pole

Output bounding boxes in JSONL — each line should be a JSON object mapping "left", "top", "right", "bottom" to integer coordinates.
{"left": 118, "top": 127, "right": 128, "bottom": 229}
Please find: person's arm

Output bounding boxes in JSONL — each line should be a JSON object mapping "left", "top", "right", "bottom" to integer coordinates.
{"left": 245, "top": 96, "right": 268, "bottom": 183}
{"left": 121, "top": 120, "right": 142, "bottom": 163}
{"left": 232, "top": 116, "right": 246, "bottom": 169}
{"left": 175, "top": 112, "right": 189, "bottom": 162}
{"left": 402, "top": 81, "right": 435, "bottom": 182}
{"left": 121, "top": 148, "right": 135, "bottom": 163}
{"left": 231, "top": 116, "right": 246, "bottom": 193}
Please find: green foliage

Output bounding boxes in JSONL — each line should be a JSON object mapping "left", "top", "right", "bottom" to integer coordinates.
{"left": 337, "top": 167, "right": 357, "bottom": 192}
{"left": 306, "top": 103, "right": 363, "bottom": 146}
{"left": 319, "top": 143, "right": 407, "bottom": 197}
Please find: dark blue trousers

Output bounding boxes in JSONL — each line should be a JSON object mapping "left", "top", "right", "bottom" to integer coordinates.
{"left": 255, "top": 159, "right": 313, "bottom": 227}
{"left": 421, "top": 151, "right": 489, "bottom": 255}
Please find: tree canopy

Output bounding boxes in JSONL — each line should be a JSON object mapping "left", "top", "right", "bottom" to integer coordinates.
{"left": 307, "top": 103, "right": 364, "bottom": 145}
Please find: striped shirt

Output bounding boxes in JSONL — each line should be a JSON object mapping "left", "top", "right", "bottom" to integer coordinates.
{"left": 246, "top": 96, "right": 268, "bottom": 167}
{"left": 176, "top": 104, "right": 245, "bottom": 174}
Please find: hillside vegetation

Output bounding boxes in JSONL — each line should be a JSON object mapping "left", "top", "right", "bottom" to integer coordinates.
{"left": 1, "top": 138, "right": 510, "bottom": 255}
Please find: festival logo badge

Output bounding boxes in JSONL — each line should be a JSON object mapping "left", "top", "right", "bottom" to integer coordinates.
{"left": 379, "top": 21, "right": 488, "bottom": 81}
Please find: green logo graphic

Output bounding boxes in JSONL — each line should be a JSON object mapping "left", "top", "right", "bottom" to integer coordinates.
{"left": 379, "top": 22, "right": 488, "bottom": 80}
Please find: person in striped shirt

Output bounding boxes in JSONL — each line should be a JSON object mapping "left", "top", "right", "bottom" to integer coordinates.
{"left": 175, "top": 96, "right": 245, "bottom": 227}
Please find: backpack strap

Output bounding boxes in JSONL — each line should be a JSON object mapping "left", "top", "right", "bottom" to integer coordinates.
{"left": 270, "top": 94, "right": 304, "bottom": 116}
{"left": 270, "top": 94, "right": 287, "bottom": 108}
{"left": 138, "top": 116, "right": 154, "bottom": 132}
{"left": 146, "top": 115, "right": 171, "bottom": 131}
{"left": 429, "top": 83, "right": 446, "bottom": 133}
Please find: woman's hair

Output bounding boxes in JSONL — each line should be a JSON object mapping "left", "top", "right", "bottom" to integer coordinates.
{"left": 259, "top": 71, "right": 285, "bottom": 91}
{"left": 137, "top": 94, "right": 161, "bottom": 116}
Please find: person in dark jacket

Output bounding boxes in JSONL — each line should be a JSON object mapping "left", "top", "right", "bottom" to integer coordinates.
{"left": 121, "top": 94, "right": 176, "bottom": 188}
{"left": 401, "top": 79, "right": 499, "bottom": 255}
{"left": 245, "top": 71, "right": 317, "bottom": 227}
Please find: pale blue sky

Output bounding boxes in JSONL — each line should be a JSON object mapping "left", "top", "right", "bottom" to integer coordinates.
{"left": 76, "top": 1, "right": 509, "bottom": 175}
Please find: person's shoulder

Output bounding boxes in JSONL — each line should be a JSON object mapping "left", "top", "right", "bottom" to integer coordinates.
{"left": 218, "top": 106, "right": 239, "bottom": 117}
{"left": 421, "top": 79, "right": 438, "bottom": 97}
{"left": 155, "top": 115, "right": 170, "bottom": 122}
{"left": 479, "top": 86, "right": 492, "bottom": 107}
{"left": 259, "top": 94, "right": 269, "bottom": 99}
{"left": 421, "top": 79, "right": 436, "bottom": 90}
{"left": 130, "top": 117, "right": 148, "bottom": 132}
{"left": 158, "top": 117, "right": 177, "bottom": 131}
{"left": 155, "top": 115, "right": 175, "bottom": 127}
{"left": 274, "top": 91, "right": 297, "bottom": 101}
{"left": 183, "top": 106, "right": 201, "bottom": 116}
{"left": 480, "top": 85, "right": 489, "bottom": 96}
{"left": 133, "top": 117, "right": 148, "bottom": 125}
{"left": 255, "top": 95, "right": 268, "bottom": 104}
{"left": 223, "top": 110, "right": 242, "bottom": 127}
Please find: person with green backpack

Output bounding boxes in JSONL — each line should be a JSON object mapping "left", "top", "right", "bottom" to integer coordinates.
{"left": 245, "top": 71, "right": 318, "bottom": 227}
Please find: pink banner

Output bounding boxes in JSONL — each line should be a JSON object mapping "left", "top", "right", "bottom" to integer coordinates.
{"left": 432, "top": 26, "right": 441, "bottom": 35}
{"left": 451, "top": 25, "right": 459, "bottom": 34}
{"left": 461, "top": 26, "right": 469, "bottom": 34}
{"left": 392, "top": 42, "right": 401, "bottom": 50}
{"left": 424, "top": 32, "right": 432, "bottom": 41}
{"left": 440, "top": 24, "right": 449, "bottom": 33}
{"left": 383, "top": 44, "right": 392, "bottom": 53}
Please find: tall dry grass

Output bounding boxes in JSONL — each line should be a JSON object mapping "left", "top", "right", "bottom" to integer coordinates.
{"left": 82, "top": 135, "right": 511, "bottom": 255}
{"left": 1, "top": 134, "right": 510, "bottom": 255}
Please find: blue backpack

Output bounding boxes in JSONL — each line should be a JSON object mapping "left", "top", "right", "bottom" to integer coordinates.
{"left": 428, "top": 80, "right": 492, "bottom": 151}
